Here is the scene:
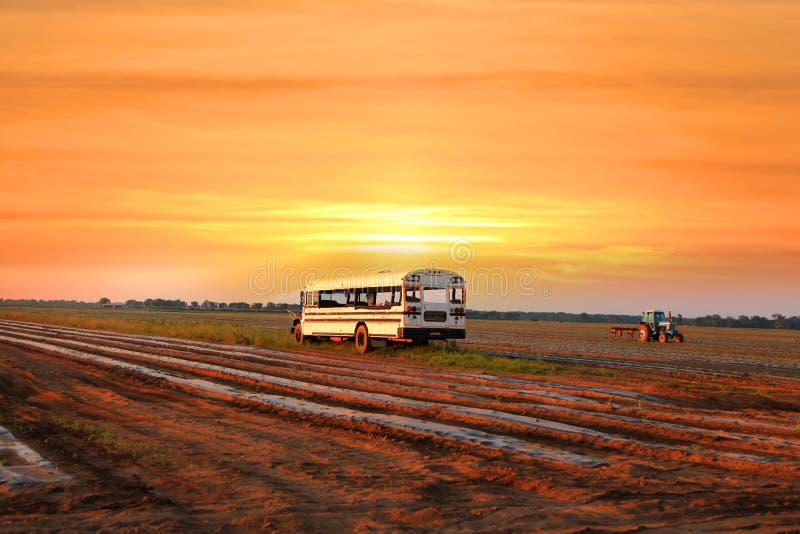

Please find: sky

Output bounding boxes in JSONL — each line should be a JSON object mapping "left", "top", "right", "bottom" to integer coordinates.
{"left": 1, "top": 0, "right": 798, "bottom": 315}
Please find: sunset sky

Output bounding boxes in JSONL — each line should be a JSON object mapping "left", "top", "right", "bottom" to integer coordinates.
{"left": 1, "top": 1, "right": 798, "bottom": 315}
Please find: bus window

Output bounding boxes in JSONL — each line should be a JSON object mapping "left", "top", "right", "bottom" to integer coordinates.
{"left": 331, "top": 289, "right": 347, "bottom": 307}
{"left": 354, "top": 288, "right": 372, "bottom": 307}
{"left": 423, "top": 287, "right": 446, "bottom": 304}
{"left": 306, "top": 291, "right": 319, "bottom": 307}
{"left": 405, "top": 286, "right": 420, "bottom": 303}
{"left": 391, "top": 286, "right": 402, "bottom": 306}
{"left": 319, "top": 290, "right": 333, "bottom": 308}
{"left": 374, "top": 287, "right": 391, "bottom": 307}
{"left": 320, "top": 289, "right": 347, "bottom": 308}
{"left": 450, "top": 287, "right": 464, "bottom": 304}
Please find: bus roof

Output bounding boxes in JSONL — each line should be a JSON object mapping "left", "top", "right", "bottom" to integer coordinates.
{"left": 304, "top": 268, "right": 463, "bottom": 291}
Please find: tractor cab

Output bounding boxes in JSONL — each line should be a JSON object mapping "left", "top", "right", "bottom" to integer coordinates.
{"left": 643, "top": 310, "right": 668, "bottom": 329}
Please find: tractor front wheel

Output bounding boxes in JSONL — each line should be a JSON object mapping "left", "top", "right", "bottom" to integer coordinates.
{"left": 638, "top": 324, "right": 651, "bottom": 343}
{"left": 658, "top": 332, "right": 668, "bottom": 343}
{"left": 674, "top": 334, "right": 684, "bottom": 343}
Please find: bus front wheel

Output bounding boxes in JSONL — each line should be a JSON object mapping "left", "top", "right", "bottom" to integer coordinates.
{"left": 355, "top": 325, "right": 371, "bottom": 354}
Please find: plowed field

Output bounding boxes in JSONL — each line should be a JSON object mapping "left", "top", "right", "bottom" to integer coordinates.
{"left": 1, "top": 317, "right": 798, "bottom": 532}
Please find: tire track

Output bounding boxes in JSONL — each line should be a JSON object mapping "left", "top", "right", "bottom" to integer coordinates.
{"left": 485, "top": 348, "right": 800, "bottom": 385}
{"left": 0, "top": 334, "right": 607, "bottom": 468}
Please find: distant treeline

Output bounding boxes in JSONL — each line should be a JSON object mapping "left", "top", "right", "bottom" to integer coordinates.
{"left": 0, "top": 299, "right": 97, "bottom": 308}
{"left": 688, "top": 314, "right": 799, "bottom": 329}
{"left": 118, "top": 299, "right": 300, "bottom": 311}
{"left": 465, "top": 310, "right": 800, "bottom": 329}
{"left": 0, "top": 298, "right": 301, "bottom": 312}
{"left": 1, "top": 299, "right": 796, "bottom": 329}
{"left": 466, "top": 310, "right": 642, "bottom": 324}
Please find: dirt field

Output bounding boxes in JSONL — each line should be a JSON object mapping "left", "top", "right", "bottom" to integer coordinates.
{"left": 1, "top": 315, "right": 799, "bottom": 532}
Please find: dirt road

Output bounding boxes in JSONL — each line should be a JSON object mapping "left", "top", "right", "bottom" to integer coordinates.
{"left": 1, "top": 319, "right": 798, "bottom": 531}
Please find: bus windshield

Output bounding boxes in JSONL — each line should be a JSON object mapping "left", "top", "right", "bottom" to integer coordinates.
{"left": 423, "top": 287, "right": 446, "bottom": 304}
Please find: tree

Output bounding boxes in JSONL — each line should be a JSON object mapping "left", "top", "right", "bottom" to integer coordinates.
{"left": 190, "top": 301, "right": 199, "bottom": 308}
{"left": 252, "top": 303, "right": 263, "bottom": 310}
{"left": 773, "top": 314, "right": 786, "bottom": 329}
{"left": 98, "top": 297, "right": 111, "bottom": 306}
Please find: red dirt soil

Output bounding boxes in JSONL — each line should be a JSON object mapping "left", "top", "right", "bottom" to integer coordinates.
{"left": 1, "top": 319, "right": 799, "bottom": 532}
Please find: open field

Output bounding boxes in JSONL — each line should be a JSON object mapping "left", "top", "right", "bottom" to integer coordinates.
{"left": 1, "top": 309, "right": 799, "bottom": 531}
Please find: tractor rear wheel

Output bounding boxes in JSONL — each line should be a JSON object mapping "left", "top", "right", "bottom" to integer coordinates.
{"left": 658, "top": 332, "right": 668, "bottom": 343}
{"left": 355, "top": 324, "right": 371, "bottom": 354}
{"left": 293, "top": 324, "right": 304, "bottom": 345}
{"left": 637, "top": 324, "right": 651, "bottom": 343}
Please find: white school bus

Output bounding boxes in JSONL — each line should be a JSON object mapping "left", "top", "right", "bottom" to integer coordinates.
{"left": 290, "top": 268, "right": 466, "bottom": 353}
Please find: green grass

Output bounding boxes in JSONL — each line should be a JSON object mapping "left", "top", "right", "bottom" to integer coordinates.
{"left": 50, "top": 415, "right": 174, "bottom": 467}
{"left": 382, "top": 341, "right": 563, "bottom": 375}
{"left": 0, "top": 308, "right": 297, "bottom": 349}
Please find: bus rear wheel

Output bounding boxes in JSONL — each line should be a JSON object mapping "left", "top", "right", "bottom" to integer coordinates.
{"left": 355, "top": 324, "right": 370, "bottom": 354}
{"left": 293, "top": 324, "right": 304, "bottom": 345}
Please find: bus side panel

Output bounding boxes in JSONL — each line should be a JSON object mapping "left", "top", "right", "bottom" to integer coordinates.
{"left": 303, "top": 311, "right": 404, "bottom": 338}
{"left": 303, "top": 314, "right": 357, "bottom": 337}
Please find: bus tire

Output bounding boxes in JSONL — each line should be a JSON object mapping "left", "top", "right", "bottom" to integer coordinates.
{"left": 294, "top": 324, "right": 304, "bottom": 345}
{"left": 355, "top": 324, "right": 370, "bottom": 354}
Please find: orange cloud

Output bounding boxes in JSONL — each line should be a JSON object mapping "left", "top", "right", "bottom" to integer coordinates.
{"left": 1, "top": 1, "right": 798, "bottom": 315}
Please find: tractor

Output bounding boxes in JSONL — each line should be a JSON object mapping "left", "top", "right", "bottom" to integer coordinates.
{"left": 637, "top": 310, "right": 683, "bottom": 343}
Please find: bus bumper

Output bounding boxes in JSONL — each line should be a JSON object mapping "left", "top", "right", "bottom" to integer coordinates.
{"left": 398, "top": 327, "right": 466, "bottom": 340}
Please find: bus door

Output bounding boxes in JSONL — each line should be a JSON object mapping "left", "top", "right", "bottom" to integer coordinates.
{"left": 420, "top": 286, "right": 448, "bottom": 327}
